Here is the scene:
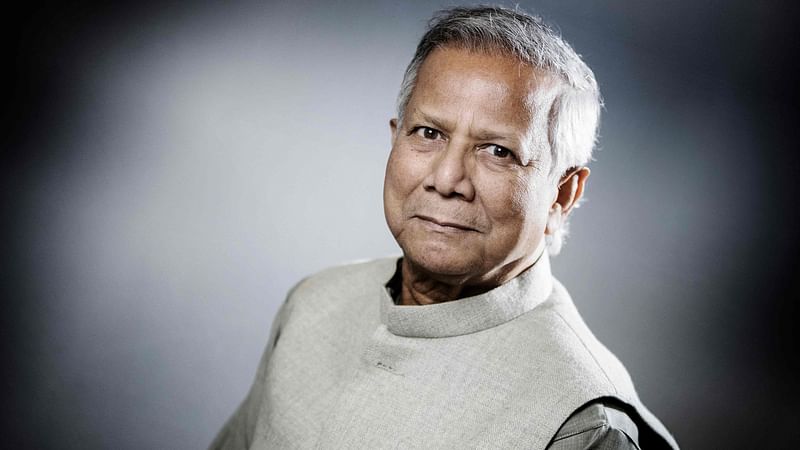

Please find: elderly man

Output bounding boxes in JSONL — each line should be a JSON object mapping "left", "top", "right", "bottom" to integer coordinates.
{"left": 212, "top": 6, "right": 678, "bottom": 449}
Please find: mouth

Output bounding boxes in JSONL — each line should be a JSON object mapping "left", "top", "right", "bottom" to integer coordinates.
{"left": 414, "top": 215, "right": 479, "bottom": 232}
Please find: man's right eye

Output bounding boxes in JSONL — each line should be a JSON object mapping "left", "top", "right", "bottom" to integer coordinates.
{"left": 413, "top": 127, "right": 443, "bottom": 140}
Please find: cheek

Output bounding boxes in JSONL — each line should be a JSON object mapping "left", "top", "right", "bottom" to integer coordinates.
{"left": 384, "top": 147, "right": 425, "bottom": 229}
{"left": 385, "top": 146, "right": 427, "bottom": 199}
{"left": 509, "top": 181, "right": 531, "bottom": 214}
{"left": 489, "top": 174, "right": 534, "bottom": 217}
{"left": 384, "top": 152, "right": 406, "bottom": 211}
{"left": 484, "top": 174, "right": 552, "bottom": 230}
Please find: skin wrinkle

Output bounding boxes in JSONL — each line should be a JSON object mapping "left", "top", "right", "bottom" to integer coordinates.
{"left": 413, "top": 107, "right": 531, "bottom": 168}
{"left": 414, "top": 64, "right": 552, "bottom": 170}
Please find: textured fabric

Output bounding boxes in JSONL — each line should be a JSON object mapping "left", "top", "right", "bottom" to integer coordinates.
{"left": 549, "top": 401, "right": 640, "bottom": 449}
{"left": 211, "top": 254, "right": 678, "bottom": 449}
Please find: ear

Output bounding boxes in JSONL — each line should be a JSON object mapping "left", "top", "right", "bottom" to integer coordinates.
{"left": 545, "top": 167, "right": 590, "bottom": 235}
{"left": 390, "top": 118, "right": 398, "bottom": 143}
{"left": 554, "top": 166, "right": 590, "bottom": 215}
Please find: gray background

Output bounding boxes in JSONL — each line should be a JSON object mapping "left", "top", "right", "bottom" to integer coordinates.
{"left": 3, "top": 1, "right": 798, "bottom": 448}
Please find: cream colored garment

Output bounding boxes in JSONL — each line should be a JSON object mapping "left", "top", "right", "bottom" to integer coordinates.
{"left": 212, "top": 254, "right": 678, "bottom": 449}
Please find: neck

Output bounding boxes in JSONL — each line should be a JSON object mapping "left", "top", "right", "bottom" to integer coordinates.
{"left": 398, "top": 245, "right": 546, "bottom": 306}
{"left": 398, "top": 261, "right": 474, "bottom": 305}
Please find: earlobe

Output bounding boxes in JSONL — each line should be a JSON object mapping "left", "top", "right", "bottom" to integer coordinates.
{"left": 545, "top": 203, "right": 562, "bottom": 235}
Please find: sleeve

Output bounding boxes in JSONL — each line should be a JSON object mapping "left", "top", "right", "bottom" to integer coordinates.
{"left": 208, "top": 300, "right": 291, "bottom": 450}
{"left": 546, "top": 401, "right": 641, "bottom": 450}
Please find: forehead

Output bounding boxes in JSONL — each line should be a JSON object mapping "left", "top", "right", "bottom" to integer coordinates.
{"left": 408, "top": 47, "right": 558, "bottom": 131}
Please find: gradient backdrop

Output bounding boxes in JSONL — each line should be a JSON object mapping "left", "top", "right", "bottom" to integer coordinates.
{"left": 3, "top": 1, "right": 798, "bottom": 448}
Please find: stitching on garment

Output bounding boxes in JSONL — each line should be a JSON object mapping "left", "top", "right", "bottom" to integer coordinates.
{"left": 553, "top": 310, "right": 618, "bottom": 395}
{"left": 550, "top": 422, "right": 607, "bottom": 442}
{"left": 375, "top": 361, "right": 397, "bottom": 373}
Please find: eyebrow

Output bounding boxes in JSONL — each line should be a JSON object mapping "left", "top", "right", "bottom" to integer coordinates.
{"left": 415, "top": 110, "right": 453, "bottom": 134}
{"left": 415, "top": 109, "right": 519, "bottom": 143}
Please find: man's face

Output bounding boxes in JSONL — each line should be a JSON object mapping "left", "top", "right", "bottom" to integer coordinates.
{"left": 383, "top": 47, "right": 561, "bottom": 286}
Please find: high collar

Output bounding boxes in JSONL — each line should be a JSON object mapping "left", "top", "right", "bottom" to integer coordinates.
{"left": 379, "top": 252, "right": 554, "bottom": 338}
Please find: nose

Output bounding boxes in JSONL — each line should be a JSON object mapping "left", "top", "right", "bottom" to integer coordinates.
{"left": 423, "top": 140, "right": 475, "bottom": 201}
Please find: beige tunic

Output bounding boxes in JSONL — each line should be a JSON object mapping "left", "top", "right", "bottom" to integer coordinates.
{"left": 212, "top": 254, "right": 678, "bottom": 449}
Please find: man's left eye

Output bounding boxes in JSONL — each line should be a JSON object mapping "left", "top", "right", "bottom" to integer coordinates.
{"left": 485, "top": 144, "right": 512, "bottom": 158}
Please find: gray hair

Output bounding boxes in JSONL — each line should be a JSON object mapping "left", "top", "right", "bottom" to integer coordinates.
{"left": 396, "top": 5, "right": 602, "bottom": 254}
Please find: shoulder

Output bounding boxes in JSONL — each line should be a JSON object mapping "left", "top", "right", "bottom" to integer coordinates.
{"left": 277, "top": 257, "right": 398, "bottom": 323}
{"left": 265, "top": 257, "right": 399, "bottom": 366}
{"left": 287, "top": 257, "right": 398, "bottom": 301}
{"left": 539, "top": 278, "right": 640, "bottom": 400}
{"left": 540, "top": 280, "right": 680, "bottom": 449}
{"left": 548, "top": 401, "right": 641, "bottom": 450}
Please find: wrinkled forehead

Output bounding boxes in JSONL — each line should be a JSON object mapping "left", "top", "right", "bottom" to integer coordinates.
{"left": 412, "top": 46, "right": 561, "bottom": 121}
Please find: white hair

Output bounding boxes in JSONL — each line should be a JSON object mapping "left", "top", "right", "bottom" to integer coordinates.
{"left": 396, "top": 6, "right": 602, "bottom": 254}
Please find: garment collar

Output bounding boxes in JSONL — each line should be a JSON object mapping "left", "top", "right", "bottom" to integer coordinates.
{"left": 380, "top": 252, "right": 554, "bottom": 338}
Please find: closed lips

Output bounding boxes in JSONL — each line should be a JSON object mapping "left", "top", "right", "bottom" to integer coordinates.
{"left": 415, "top": 215, "right": 479, "bottom": 232}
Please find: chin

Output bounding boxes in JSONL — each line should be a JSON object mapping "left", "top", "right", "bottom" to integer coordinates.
{"left": 403, "top": 243, "right": 482, "bottom": 278}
